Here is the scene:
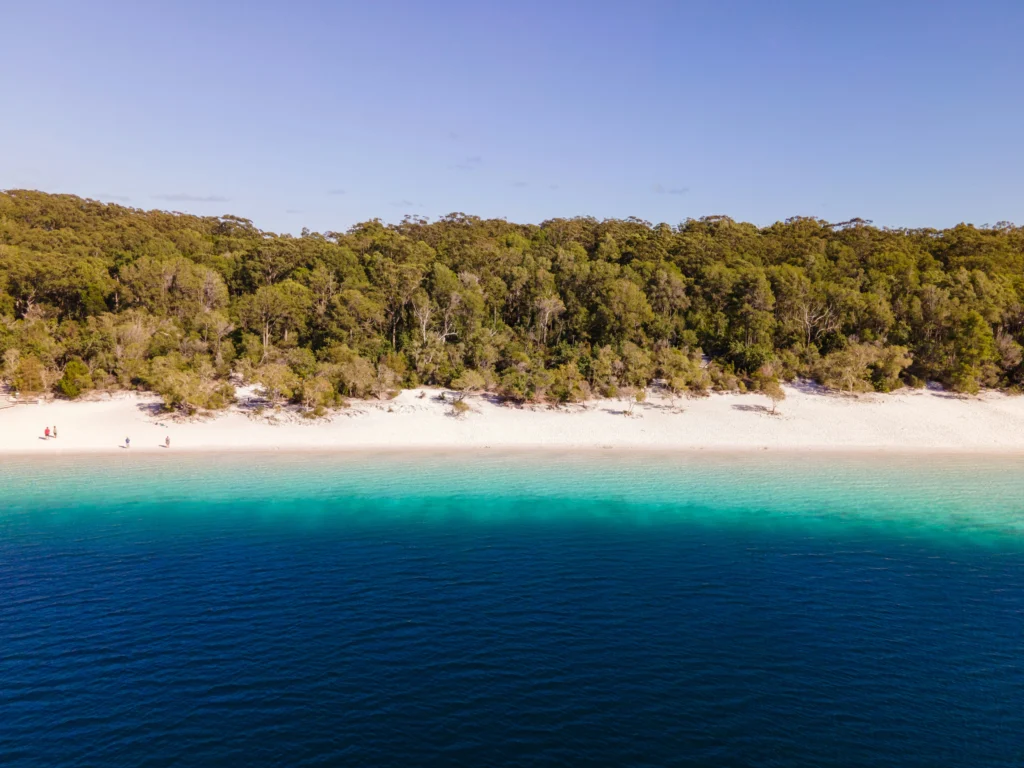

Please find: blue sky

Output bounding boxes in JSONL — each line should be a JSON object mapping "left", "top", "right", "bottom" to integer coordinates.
{"left": 2, "top": 0, "right": 1021, "bottom": 233}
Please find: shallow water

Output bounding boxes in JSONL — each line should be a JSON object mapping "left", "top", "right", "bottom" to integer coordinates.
{"left": 2, "top": 452, "right": 1023, "bottom": 766}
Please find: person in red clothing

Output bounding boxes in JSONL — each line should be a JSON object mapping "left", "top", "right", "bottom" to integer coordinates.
{"left": 44, "top": 426, "right": 50, "bottom": 439}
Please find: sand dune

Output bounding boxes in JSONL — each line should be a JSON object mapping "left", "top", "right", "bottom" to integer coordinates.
{"left": 3, "top": 384, "right": 1024, "bottom": 455}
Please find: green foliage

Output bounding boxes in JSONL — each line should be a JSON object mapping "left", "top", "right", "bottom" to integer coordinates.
{"left": 297, "top": 374, "right": 337, "bottom": 412}
{"left": 2, "top": 191, "right": 1023, "bottom": 407}
{"left": 657, "top": 347, "right": 710, "bottom": 396}
{"left": 871, "top": 345, "right": 913, "bottom": 392}
{"left": 497, "top": 368, "right": 529, "bottom": 402}
{"left": 56, "top": 358, "right": 93, "bottom": 399}
{"left": 10, "top": 353, "right": 49, "bottom": 394}
{"left": 451, "top": 369, "right": 486, "bottom": 400}
{"left": 549, "top": 362, "right": 590, "bottom": 403}
{"left": 254, "top": 363, "right": 299, "bottom": 404}
{"left": 146, "top": 354, "right": 234, "bottom": 414}
{"left": 814, "top": 342, "right": 914, "bottom": 393}
{"left": 762, "top": 379, "right": 786, "bottom": 413}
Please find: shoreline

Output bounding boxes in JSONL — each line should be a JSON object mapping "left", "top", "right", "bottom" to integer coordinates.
{"left": 5, "top": 444, "right": 1024, "bottom": 458}
{"left": 3, "top": 384, "right": 1024, "bottom": 457}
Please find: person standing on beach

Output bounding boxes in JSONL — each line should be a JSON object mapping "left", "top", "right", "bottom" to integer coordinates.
{"left": 53, "top": 426, "right": 57, "bottom": 438}
{"left": 44, "top": 427, "right": 50, "bottom": 439}
{"left": 165, "top": 436, "right": 170, "bottom": 448}
{"left": 125, "top": 436, "right": 130, "bottom": 449}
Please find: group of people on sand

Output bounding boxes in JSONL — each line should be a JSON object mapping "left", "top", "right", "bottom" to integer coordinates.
{"left": 121, "top": 436, "right": 171, "bottom": 448}
{"left": 41, "top": 426, "right": 170, "bottom": 448}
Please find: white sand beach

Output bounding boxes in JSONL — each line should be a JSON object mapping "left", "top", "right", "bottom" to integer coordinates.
{"left": 2, "top": 384, "right": 1024, "bottom": 455}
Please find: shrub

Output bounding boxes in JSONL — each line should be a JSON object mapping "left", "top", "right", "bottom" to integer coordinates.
{"left": 762, "top": 379, "right": 786, "bottom": 413}
{"left": 451, "top": 369, "right": 486, "bottom": 400}
{"left": 498, "top": 369, "right": 529, "bottom": 402}
{"left": 56, "top": 358, "right": 93, "bottom": 399}
{"left": 11, "top": 354, "right": 48, "bottom": 395}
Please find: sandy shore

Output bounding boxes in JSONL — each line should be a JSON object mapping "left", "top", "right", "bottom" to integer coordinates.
{"left": 2, "top": 384, "right": 1024, "bottom": 455}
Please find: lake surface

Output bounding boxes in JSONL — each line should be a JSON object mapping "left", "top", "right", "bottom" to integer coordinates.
{"left": 2, "top": 451, "right": 1023, "bottom": 766}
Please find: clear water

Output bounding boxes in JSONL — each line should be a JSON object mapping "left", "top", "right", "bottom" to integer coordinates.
{"left": 1, "top": 452, "right": 1023, "bottom": 766}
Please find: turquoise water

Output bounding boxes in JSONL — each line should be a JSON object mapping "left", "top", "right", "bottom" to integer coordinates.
{"left": 2, "top": 452, "right": 1023, "bottom": 766}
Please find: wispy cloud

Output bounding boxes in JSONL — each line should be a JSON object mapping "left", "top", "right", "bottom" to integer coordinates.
{"left": 153, "top": 193, "right": 228, "bottom": 203}
{"left": 97, "top": 193, "right": 131, "bottom": 202}
{"left": 391, "top": 199, "right": 419, "bottom": 208}
{"left": 327, "top": 188, "right": 347, "bottom": 196}
{"left": 651, "top": 183, "right": 689, "bottom": 196}
{"left": 511, "top": 181, "right": 529, "bottom": 188}
{"left": 285, "top": 209, "right": 303, "bottom": 214}
{"left": 447, "top": 131, "right": 460, "bottom": 141}
{"left": 548, "top": 184, "right": 560, "bottom": 191}
{"left": 450, "top": 155, "right": 483, "bottom": 171}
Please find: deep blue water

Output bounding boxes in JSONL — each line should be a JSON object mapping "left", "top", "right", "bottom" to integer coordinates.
{"left": 1, "top": 452, "right": 1023, "bottom": 766}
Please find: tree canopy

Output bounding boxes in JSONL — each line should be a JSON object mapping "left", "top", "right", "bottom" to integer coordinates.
{"left": 2, "top": 190, "right": 1023, "bottom": 411}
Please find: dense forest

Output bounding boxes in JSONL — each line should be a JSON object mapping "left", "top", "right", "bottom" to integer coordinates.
{"left": 2, "top": 190, "right": 1023, "bottom": 414}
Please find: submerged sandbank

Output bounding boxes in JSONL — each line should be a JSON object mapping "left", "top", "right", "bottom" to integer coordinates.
{"left": 4, "top": 449, "right": 1024, "bottom": 544}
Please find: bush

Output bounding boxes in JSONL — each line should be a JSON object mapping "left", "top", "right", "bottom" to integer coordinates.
{"left": 728, "top": 342, "right": 774, "bottom": 374}
{"left": 949, "top": 364, "right": 982, "bottom": 395}
{"left": 498, "top": 369, "right": 529, "bottom": 402}
{"left": 254, "top": 363, "right": 299, "bottom": 403}
{"left": 815, "top": 344, "right": 877, "bottom": 392}
{"left": 150, "top": 358, "right": 236, "bottom": 413}
{"left": 301, "top": 404, "right": 328, "bottom": 419}
{"left": 762, "top": 379, "right": 786, "bottom": 413}
{"left": 11, "top": 354, "right": 48, "bottom": 395}
{"left": 708, "top": 363, "right": 741, "bottom": 392}
{"left": 298, "top": 374, "right": 338, "bottom": 410}
{"left": 871, "top": 345, "right": 912, "bottom": 392}
{"left": 451, "top": 369, "right": 486, "bottom": 400}
{"left": 338, "top": 357, "right": 375, "bottom": 398}
{"left": 56, "top": 358, "right": 93, "bottom": 399}
{"left": 548, "top": 363, "right": 590, "bottom": 403}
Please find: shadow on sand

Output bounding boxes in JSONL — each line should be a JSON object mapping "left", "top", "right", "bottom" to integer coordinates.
{"left": 732, "top": 404, "right": 771, "bottom": 414}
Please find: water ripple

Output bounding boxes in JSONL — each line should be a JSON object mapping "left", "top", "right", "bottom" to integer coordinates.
{"left": 1, "top": 454, "right": 1023, "bottom": 766}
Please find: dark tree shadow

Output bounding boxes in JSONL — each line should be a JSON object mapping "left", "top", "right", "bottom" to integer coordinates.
{"left": 237, "top": 396, "right": 269, "bottom": 412}
{"left": 642, "top": 401, "right": 682, "bottom": 412}
{"left": 600, "top": 406, "right": 642, "bottom": 417}
{"left": 732, "top": 404, "right": 770, "bottom": 413}
{"left": 135, "top": 401, "right": 165, "bottom": 416}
